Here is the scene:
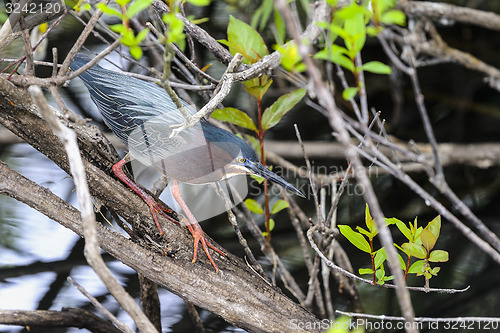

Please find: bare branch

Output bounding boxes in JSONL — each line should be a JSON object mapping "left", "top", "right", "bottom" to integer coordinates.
{"left": 397, "top": 0, "right": 500, "bottom": 31}
{"left": 67, "top": 277, "right": 135, "bottom": 333}
{"left": 0, "top": 309, "right": 122, "bottom": 333}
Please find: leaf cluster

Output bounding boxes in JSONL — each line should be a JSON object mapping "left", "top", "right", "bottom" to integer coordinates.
{"left": 215, "top": 15, "right": 307, "bottom": 238}
{"left": 97, "top": 0, "right": 154, "bottom": 59}
{"left": 245, "top": 198, "right": 290, "bottom": 236}
{"left": 339, "top": 205, "right": 449, "bottom": 286}
{"left": 315, "top": 0, "right": 405, "bottom": 100}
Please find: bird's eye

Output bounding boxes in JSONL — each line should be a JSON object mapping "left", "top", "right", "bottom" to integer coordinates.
{"left": 238, "top": 157, "right": 246, "bottom": 163}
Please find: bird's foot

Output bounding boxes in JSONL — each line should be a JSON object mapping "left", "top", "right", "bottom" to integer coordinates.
{"left": 184, "top": 220, "right": 225, "bottom": 273}
{"left": 146, "top": 198, "right": 181, "bottom": 235}
{"left": 112, "top": 158, "right": 180, "bottom": 235}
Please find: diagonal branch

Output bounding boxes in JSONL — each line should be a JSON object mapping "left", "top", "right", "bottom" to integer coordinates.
{"left": 0, "top": 76, "right": 320, "bottom": 333}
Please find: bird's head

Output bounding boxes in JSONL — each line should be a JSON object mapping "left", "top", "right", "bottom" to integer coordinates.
{"left": 201, "top": 122, "right": 304, "bottom": 197}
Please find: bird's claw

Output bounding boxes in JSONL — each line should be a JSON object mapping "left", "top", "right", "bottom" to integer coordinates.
{"left": 184, "top": 220, "right": 225, "bottom": 273}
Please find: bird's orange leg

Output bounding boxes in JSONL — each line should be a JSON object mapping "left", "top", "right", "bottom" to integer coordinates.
{"left": 112, "top": 158, "right": 180, "bottom": 235}
{"left": 171, "top": 180, "right": 225, "bottom": 273}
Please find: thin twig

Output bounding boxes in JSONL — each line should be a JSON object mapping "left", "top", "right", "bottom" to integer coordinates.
{"left": 20, "top": 16, "right": 34, "bottom": 76}
{"left": 60, "top": 1, "right": 110, "bottom": 74}
{"left": 336, "top": 310, "right": 500, "bottom": 323}
{"left": 294, "top": 124, "right": 323, "bottom": 226}
{"left": 67, "top": 277, "right": 134, "bottom": 333}
{"left": 168, "top": 53, "right": 243, "bottom": 138}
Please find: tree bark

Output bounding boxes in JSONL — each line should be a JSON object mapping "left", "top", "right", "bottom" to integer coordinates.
{"left": 0, "top": 308, "right": 123, "bottom": 333}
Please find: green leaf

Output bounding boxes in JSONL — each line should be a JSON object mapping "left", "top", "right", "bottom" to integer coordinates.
{"left": 366, "top": 26, "right": 383, "bottom": 36}
{"left": 245, "top": 198, "right": 264, "bottom": 214}
{"left": 374, "top": 247, "right": 386, "bottom": 269}
{"left": 129, "top": 45, "right": 143, "bottom": 59}
{"left": 356, "top": 226, "right": 371, "bottom": 238}
{"left": 163, "top": 13, "right": 186, "bottom": 50}
{"left": 410, "top": 216, "right": 418, "bottom": 234}
{"left": 243, "top": 134, "right": 260, "bottom": 153}
{"left": 402, "top": 242, "right": 427, "bottom": 259}
{"left": 344, "top": 14, "right": 366, "bottom": 56}
{"left": 422, "top": 271, "right": 432, "bottom": 279}
{"left": 212, "top": 107, "right": 257, "bottom": 132}
{"left": 251, "top": 174, "right": 265, "bottom": 184}
{"left": 358, "top": 268, "right": 373, "bottom": 275}
{"left": 275, "top": 42, "right": 305, "bottom": 73}
{"left": 273, "top": 7, "right": 286, "bottom": 45}
{"left": 336, "top": 1, "right": 370, "bottom": 20}
{"left": 243, "top": 76, "right": 273, "bottom": 100}
{"left": 342, "top": 87, "right": 358, "bottom": 100}
{"left": 384, "top": 217, "right": 400, "bottom": 225}
{"left": 420, "top": 228, "right": 437, "bottom": 252}
{"left": 364, "top": 203, "right": 375, "bottom": 232}
{"left": 414, "top": 227, "right": 423, "bottom": 245}
{"left": 126, "top": 0, "right": 153, "bottom": 18}
{"left": 375, "top": 266, "right": 385, "bottom": 280}
{"left": 429, "top": 250, "right": 449, "bottom": 262}
{"left": 408, "top": 259, "right": 426, "bottom": 274}
{"left": 271, "top": 199, "right": 289, "bottom": 214}
{"left": 426, "top": 215, "right": 441, "bottom": 240}
{"left": 190, "top": 17, "right": 209, "bottom": 25}
{"left": 431, "top": 266, "right": 441, "bottom": 276}
{"left": 397, "top": 253, "right": 406, "bottom": 270}
{"left": 381, "top": 10, "right": 406, "bottom": 26}
{"left": 251, "top": 0, "right": 273, "bottom": 30}
{"left": 221, "top": 16, "right": 269, "bottom": 63}
{"left": 338, "top": 225, "right": 371, "bottom": 253}
{"left": 135, "top": 28, "right": 150, "bottom": 44}
{"left": 262, "top": 88, "right": 306, "bottom": 130}
{"left": 315, "top": 49, "right": 354, "bottom": 72}
{"left": 383, "top": 275, "right": 394, "bottom": 282}
{"left": 361, "top": 61, "right": 392, "bottom": 74}
{"left": 116, "top": 0, "right": 131, "bottom": 6}
{"left": 185, "top": 0, "right": 211, "bottom": 5}
{"left": 97, "top": 3, "right": 123, "bottom": 19}
{"left": 119, "top": 28, "right": 136, "bottom": 46}
{"left": 396, "top": 220, "right": 412, "bottom": 241}
{"left": 268, "top": 218, "right": 275, "bottom": 231}
{"left": 109, "top": 23, "right": 127, "bottom": 35}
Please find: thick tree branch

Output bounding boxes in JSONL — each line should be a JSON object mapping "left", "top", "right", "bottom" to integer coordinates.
{"left": 0, "top": 78, "right": 319, "bottom": 333}
{"left": 0, "top": 308, "right": 122, "bottom": 333}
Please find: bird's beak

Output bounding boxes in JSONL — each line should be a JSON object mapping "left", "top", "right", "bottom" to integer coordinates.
{"left": 246, "top": 162, "right": 305, "bottom": 198}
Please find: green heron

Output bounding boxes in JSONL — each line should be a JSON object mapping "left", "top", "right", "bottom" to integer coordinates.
{"left": 70, "top": 54, "right": 303, "bottom": 272}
